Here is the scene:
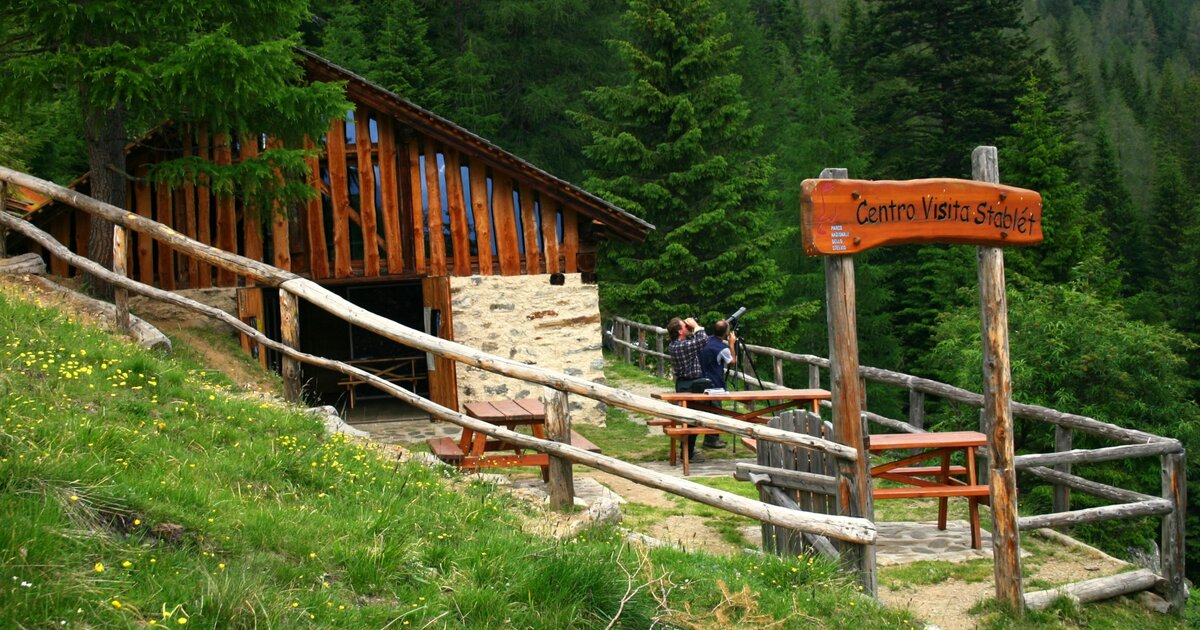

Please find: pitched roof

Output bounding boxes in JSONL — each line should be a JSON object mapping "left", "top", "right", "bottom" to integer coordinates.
{"left": 296, "top": 48, "right": 653, "bottom": 243}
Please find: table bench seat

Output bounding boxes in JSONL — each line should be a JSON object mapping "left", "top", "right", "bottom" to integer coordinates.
{"left": 886, "top": 465, "right": 968, "bottom": 476}
{"left": 427, "top": 430, "right": 600, "bottom": 467}
{"left": 873, "top": 484, "right": 989, "bottom": 499}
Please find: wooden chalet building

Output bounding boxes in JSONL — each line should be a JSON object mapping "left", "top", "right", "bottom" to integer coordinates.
{"left": 11, "top": 49, "right": 652, "bottom": 417}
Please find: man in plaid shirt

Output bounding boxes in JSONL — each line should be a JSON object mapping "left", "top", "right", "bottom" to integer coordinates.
{"left": 667, "top": 317, "right": 727, "bottom": 460}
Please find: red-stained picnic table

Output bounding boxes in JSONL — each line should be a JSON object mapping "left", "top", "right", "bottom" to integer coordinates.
{"left": 869, "top": 430, "right": 991, "bottom": 549}
{"left": 427, "top": 398, "right": 599, "bottom": 479}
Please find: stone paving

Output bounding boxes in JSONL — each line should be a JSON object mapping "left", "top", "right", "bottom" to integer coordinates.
{"left": 343, "top": 405, "right": 1003, "bottom": 565}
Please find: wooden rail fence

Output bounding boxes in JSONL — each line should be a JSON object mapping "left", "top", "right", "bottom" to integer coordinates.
{"left": 605, "top": 315, "right": 1188, "bottom": 613}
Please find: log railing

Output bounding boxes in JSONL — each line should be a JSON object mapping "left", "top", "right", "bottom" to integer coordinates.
{"left": 0, "top": 165, "right": 875, "bottom": 548}
{"left": 606, "top": 316, "right": 1188, "bottom": 613}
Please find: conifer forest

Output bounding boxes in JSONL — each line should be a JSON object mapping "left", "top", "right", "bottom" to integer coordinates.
{"left": 2, "top": 0, "right": 1198, "bottom": 580}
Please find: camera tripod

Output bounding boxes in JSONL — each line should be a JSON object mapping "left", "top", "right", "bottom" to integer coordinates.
{"left": 724, "top": 323, "right": 763, "bottom": 392}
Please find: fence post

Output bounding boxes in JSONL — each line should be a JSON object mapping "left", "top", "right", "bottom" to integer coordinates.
{"left": 974, "top": 146, "right": 1024, "bottom": 612}
{"left": 808, "top": 363, "right": 820, "bottom": 389}
{"left": 279, "top": 289, "right": 302, "bottom": 402}
{"left": 1161, "top": 452, "right": 1187, "bottom": 614}
{"left": 908, "top": 389, "right": 925, "bottom": 432}
{"left": 1053, "top": 426, "right": 1071, "bottom": 515}
{"left": 656, "top": 332, "right": 665, "bottom": 378}
{"left": 0, "top": 182, "right": 7, "bottom": 258}
{"left": 543, "top": 387, "right": 574, "bottom": 509}
{"left": 638, "top": 328, "right": 646, "bottom": 370}
{"left": 622, "top": 320, "right": 632, "bottom": 363}
{"left": 112, "top": 224, "right": 130, "bottom": 333}
{"left": 773, "top": 357, "right": 784, "bottom": 388}
{"left": 820, "top": 166, "right": 876, "bottom": 596}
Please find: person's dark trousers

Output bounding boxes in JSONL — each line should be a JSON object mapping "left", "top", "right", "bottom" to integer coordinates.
{"left": 701, "top": 401, "right": 727, "bottom": 449}
{"left": 675, "top": 379, "right": 700, "bottom": 457}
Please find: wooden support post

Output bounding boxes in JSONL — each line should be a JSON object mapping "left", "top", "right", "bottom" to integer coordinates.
{"left": 808, "top": 364, "right": 820, "bottom": 389}
{"left": 820, "top": 167, "right": 876, "bottom": 596}
{"left": 638, "top": 329, "right": 646, "bottom": 370}
{"left": 280, "top": 289, "right": 302, "bottom": 402}
{"left": 1161, "top": 451, "right": 1187, "bottom": 614}
{"left": 656, "top": 333, "right": 665, "bottom": 378}
{"left": 0, "top": 183, "right": 7, "bottom": 258}
{"left": 773, "top": 357, "right": 785, "bottom": 389}
{"left": 112, "top": 224, "right": 130, "bottom": 333}
{"left": 973, "top": 146, "right": 1024, "bottom": 612}
{"left": 543, "top": 387, "right": 574, "bottom": 509}
{"left": 908, "top": 390, "right": 925, "bottom": 432}
{"left": 1053, "top": 426, "right": 1072, "bottom": 515}
{"left": 623, "top": 321, "right": 632, "bottom": 363}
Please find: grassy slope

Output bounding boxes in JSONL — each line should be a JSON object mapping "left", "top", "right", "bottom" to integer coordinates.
{"left": 0, "top": 285, "right": 919, "bottom": 629}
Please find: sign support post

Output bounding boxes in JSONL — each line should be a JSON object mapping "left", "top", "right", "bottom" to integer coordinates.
{"left": 972, "top": 146, "right": 1024, "bottom": 611}
{"left": 820, "top": 168, "right": 877, "bottom": 596}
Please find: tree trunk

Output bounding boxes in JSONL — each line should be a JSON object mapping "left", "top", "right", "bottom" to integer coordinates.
{"left": 81, "top": 97, "right": 127, "bottom": 299}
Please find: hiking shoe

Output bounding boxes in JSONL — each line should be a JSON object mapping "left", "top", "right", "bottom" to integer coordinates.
{"left": 702, "top": 438, "right": 728, "bottom": 449}
{"left": 688, "top": 450, "right": 706, "bottom": 462}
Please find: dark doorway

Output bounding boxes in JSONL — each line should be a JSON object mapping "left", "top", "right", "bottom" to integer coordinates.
{"left": 299, "top": 281, "right": 429, "bottom": 407}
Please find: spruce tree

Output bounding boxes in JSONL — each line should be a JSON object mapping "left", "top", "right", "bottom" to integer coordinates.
{"left": 574, "top": 0, "right": 784, "bottom": 337}
{"left": 1086, "top": 130, "right": 1144, "bottom": 286}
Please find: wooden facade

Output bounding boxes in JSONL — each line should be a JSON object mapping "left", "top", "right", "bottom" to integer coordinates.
{"left": 21, "top": 51, "right": 651, "bottom": 288}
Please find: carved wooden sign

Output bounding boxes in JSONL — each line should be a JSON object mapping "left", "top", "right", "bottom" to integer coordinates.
{"left": 800, "top": 178, "right": 1043, "bottom": 255}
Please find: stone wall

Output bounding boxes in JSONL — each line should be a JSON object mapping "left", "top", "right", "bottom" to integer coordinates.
{"left": 450, "top": 274, "right": 608, "bottom": 425}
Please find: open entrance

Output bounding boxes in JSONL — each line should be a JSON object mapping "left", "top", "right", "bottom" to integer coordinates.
{"left": 236, "top": 277, "right": 459, "bottom": 416}
{"left": 300, "top": 281, "right": 429, "bottom": 409}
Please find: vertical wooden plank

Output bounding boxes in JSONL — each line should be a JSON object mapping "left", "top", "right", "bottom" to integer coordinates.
{"left": 423, "top": 146, "right": 448, "bottom": 276}
{"left": 49, "top": 215, "right": 69, "bottom": 276}
{"left": 408, "top": 139, "right": 427, "bottom": 274}
{"left": 443, "top": 150, "right": 472, "bottom": 276}
{"left": 562, "top": 208, "right": 578, "bottom": 273}
{"left": 468, "top": 164, "right": 494, "bottom": 275}
{"left": 280, "top": 289, "right": 302, "bottom": 402}
{"left": 422, "top": 276, "right": 458, "bottom": 411}
{"left": 973, "top": 146, "right": 1024, "bottom": 612}
{"left": 1161, "top": 452, "right": 1187, "bottom": 613}
{"left": 773, "top": 358, "right": 785, "bottom": 388}
{"left": 304, "top": 136, "right": 330, "bottom": 279}
{"left": 375, "top": 116, "right": 404, "bottom": 274}
{"left": 239, "top": 135, "right": 264, "bottom": 271}
{"left": 213, "top": 132, "right": 237, "bottom": 286}
{"left": 74, "top": 213, "right": 90, "bottom": 266}
{"left": 133, "top": 157, "right": 154, "bottom": 285}
{"left": 757, "top": 422, "right": 776, "bottom": 554}
{"left": 326, "top": 118, "right": 353, "bottom": 278}
{"left": 353, "top": 110, "right": 380, "bottom": 276}
{"left": 181, "top": 138, "right": 199, "bottom": 287}
{"left": 1053, "top": 426, "right": 1071, "bottom": 514}
{"left": 656, "top": 333, "right": 665, "bottom": 378}
{"left": 518, "top": 185, "right": 541, "bottom": 274}
{"left": 263, "top": 138, "right": 291, "bottom": 273}
{"left": 541, "top": 198, "right": 560, "bottom": 273}
{"left": 821, "top": 166, "right": 876, "bottom": 596}
{"left": 543, "top": 387, "right": 575, "bottom": 509}
{"left": 808, "top": 364, "right": 821, "bottom": 389}
{"left": 195, "top": 127, "right": 213, "bottom": 288}
{"left": 155, "top": 181, "right": 175, "bottom": 290}
{"left": 491, "top": 174, "right": 521, "bottom": 275}
{"left": 112, "top": 225, "right": 130, "bottom": 333}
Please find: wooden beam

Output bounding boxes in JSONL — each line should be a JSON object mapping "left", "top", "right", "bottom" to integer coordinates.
{"left": 213, "top": 132, "right": 237, "bottom": 286}
{"left": 1014, "top": 441, "right": 1181, "bottom": 468}
{"left": 195, "top": 127, "right": 213, "bottom": 288}
{"left": 424, "top": 144, "right": 448, "bottom": 276}
{"left": 1161, "top": 452, "right": 1187, "bottom": 613}
{"left": 442, "top": 149, "right": 472, "bottom": 275}
{"left": 974, "top": 146, "right": 1023, "bottom": 612}
{"left": 49, "top": 215, "right": 69, "bottom": 276}
{"left": 734, "top": 462, "right": 839, "bottom": 496}
{"left": 1017, "top": 499, "right": 1172, "bottom": 530}
{"left": 280, "top": 288, "right": 302, "bottom": 402}
{"left": 543, "top": 387, "right": 574, "bottom": 509}
{"left": 326, "top": 119, "right": 353, "bottom": 278}
{"left": 820, "top": 167, "right": 876, "bottom": 596}
{"left": 112, "top": 224, "right": 129, "bottom": 332}
{"left": 562, "top": 208, "right": 578, "bottom": 273}
{"left": 541, "top": 197, "right": 560, "bottom": 274}
{"left": 239, "top": 135, "right": 264, "bottom": 271}
{"left": 304, "top": 136, "right": 330, "bottom": 279}
{"left": 468, "top": 163, "right": 494, "bottom": 275}
{"left": 1024, "top": 569, "right": 1161, "bottom": 611}
{"left": 376, "top": 116, "right": 404, "bottom": 274}
{"left": 155, "top": 181, "right": 175, "bottom": 290}
{"left": 491, "top": 174, "right": 521, "bottom": 275}
{"left": 519, "top": 184, "right": 541, "bottom": 274}
{"left": 353, "top": 109, "right": 380, "bottom": 276}
{"left": 408, "top": 138, "right": 426, "bottom": 274}
{"left": 133, "top": 156, "right": 154, "bottom": 285}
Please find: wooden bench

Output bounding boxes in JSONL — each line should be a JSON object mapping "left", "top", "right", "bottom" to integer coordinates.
{"left": 662, "top": 426, "right": 725, "bottom": 476}
{"left": 428, "top": 431, "right": 600, "bottom": 470}
{"left": 337, "top": 357, "right": 425, "bottom": 408}
{"left": 873, "top": 483, "right": 989, "bottom": 549}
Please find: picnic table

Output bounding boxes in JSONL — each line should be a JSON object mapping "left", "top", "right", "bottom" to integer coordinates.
{"left": 869, "top": 430, "right": 990, "bottom": 549}
{"left": 649, "top": 388, "right": 832, "bottom": 475}
{"left": 427, "top": 398, "right": 599, "bottom": 479}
